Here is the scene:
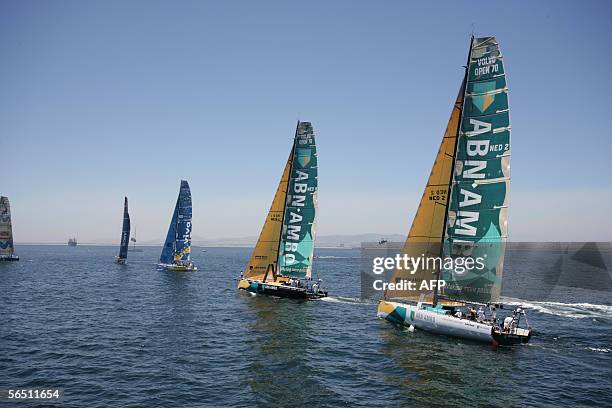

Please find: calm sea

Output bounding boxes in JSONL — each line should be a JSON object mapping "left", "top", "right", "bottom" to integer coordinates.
{"left": 1, "top": 245, "right": 610, "bottom": 407}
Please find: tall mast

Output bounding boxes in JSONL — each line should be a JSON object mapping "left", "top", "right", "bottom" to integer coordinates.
{"left": 274, "top": 120, "right": 300, "bottom": 280}
{"left": 433, "top": 35, "right": 474, "bottom": 306}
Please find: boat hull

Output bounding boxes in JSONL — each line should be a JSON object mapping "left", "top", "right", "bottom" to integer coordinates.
{"left": 0, "top": 255, "right": 19, "bottom": 262}
{"left": 378, "top": 300, "right": 495, "bottom": 343}
{"left": 158, "top": 263, "right": 197, "bottom": 272}
{"left": 238, "top": 278, "right": 327, "bottom": 300}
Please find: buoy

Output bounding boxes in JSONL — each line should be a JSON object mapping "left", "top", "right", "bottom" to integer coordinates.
{"left": 408, "top": 325, "right": 415, "bottom": 332}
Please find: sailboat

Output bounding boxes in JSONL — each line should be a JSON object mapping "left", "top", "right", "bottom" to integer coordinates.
{"left": 158, "top": 180, "right": 197, "bottom": 272}
{"left": 128, "top": 228, "right": 143, "bottom": 252}
{"left": 377, "top": 37, "right": 532, "bottom": 345}
{"left": 237, "top": 121, "right": 327, "bottom": 299}
{"left": 0, "top": 196, "right": 19, "bottom": 261}
{"left": 115, "top": 197, "right": 130, "bottom": 264}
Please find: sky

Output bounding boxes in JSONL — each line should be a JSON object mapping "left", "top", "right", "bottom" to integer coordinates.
{"left": 1, "top": 0, "right": 611, "bottom": 243}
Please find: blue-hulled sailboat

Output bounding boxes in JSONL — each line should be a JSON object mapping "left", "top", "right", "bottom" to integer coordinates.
{"left": 158, "top": 180, "right": 197, "bottom": 272}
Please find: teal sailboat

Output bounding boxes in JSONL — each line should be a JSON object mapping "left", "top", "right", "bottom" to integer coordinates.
{"left": 0, "top": 196, "right": 19, "bottom": 261}
{"left": 237, "top": 121, "right": 326, "bottom": 299}
{"left": 158, "top": 180, "right": 197, "bottom": 271}
{"left": 377, "top": 37, "right": 532, "bottom": 345}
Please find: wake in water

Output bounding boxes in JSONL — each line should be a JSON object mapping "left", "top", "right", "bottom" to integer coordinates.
{"left": 315, "top": 255, "right": 356, "bottom": 259}
{"left": 321, "top": 296, "right": 374, "bottom": 305}
{"left": 502, "top": 297, "right": 612, "bottom": 319}
{"left": 586, "top": 347, "right": 611, "bottom": 353}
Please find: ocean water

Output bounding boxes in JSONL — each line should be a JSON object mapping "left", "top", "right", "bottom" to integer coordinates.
{"left": 1, "top": 245, "right": 610, "bottom": 407}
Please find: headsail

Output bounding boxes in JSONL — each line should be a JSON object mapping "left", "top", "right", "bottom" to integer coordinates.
{"left": 440, "top": 37, "right": 510, "bottom": 304}
{"left": 242, "top": 151, "right": 292, "bottom": 281}
{"left": 118, "top": 197, "right": 131, "bottom": 261}
{"left": 160, "top": 202, "right": 178, "bottom": 264}
{"left": 385, "top": 86, "right": 465, "bottom": 302}
{"left": 277, "top": 122, "right": 318, "bottom": 279}
{"left": 160, "top": 180, "right": 193, "bottom": 264}
{"left": 0, "top": 196, "right": 16, "bottom": 258}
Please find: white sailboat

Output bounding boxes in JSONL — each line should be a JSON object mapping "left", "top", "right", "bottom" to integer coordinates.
{"left": 129, "top": 227, "right": 143, "bottom": 252}
{"left": 377, "top": 36, "right": 531, "bottom": 345}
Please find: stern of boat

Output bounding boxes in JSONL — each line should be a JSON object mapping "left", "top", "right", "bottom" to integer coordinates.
{"left": 492, "top": 327, "right": 532, "bottom": 345}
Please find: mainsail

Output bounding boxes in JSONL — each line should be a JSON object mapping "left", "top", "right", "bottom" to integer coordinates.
{"left": 387, "top": 36, "right": 509, "bottom": 305}
{"left": 441, "top": 37, "right": 510, "bottom": 304}
{"left": 243, "top": 122, "right": 318, "bottom": 281}
{"left": 118, "top": 197, "right": 131, "bottom": 261}
{"left": 0, "top": 196, "right": 16, "bottom": 259}
{"left": 277, "top": 122, "right": 318, "bottom": 279}
{"left": 159, "top": 180, "right": 193, "bottom": 264}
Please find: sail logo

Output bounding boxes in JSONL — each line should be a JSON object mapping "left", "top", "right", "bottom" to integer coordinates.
{"left": 459, "top": 118, "right": 491, "bottom": 181}
{"left": 296, "top": 148, "right": 312, "bottom": 167}
{"left": 452, "top": 118, "right": 491, "bottom": 238}
{"left": 473, "top": 57, "right": 500, "bottom": 78}
{"left": 471, "top": 82, "right": 496, "bottom": 113}
{"left": 183, "top": 221, "right": 191, "bottom": 245}
{"left": 281, "top": 169, "right": 310, "bottom": 266}
{"left": 477, "top": 56, "right": 497, "bottom": 66}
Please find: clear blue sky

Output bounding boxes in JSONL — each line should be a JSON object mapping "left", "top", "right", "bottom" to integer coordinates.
{"left": 1, "top": 0, "right": 611, "bottom": 243}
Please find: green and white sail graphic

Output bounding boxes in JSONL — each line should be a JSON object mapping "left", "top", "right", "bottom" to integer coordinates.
{"left": 441, "top": 37, "right": 510, "bottom": 304}
{"left": 277, "top": 122, "right": 318, "bottom": 278}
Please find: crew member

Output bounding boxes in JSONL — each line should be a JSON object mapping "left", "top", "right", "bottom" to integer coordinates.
{"left": 503, "top": 316, "right": 514, "bottom": 332}
{"left": 477, "top": 307, "right": 485, "bottom": 323}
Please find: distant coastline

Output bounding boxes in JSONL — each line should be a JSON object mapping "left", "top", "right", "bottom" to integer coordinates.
{"left": 12, "top": 240, "right": 612, "bottom": 251}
